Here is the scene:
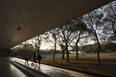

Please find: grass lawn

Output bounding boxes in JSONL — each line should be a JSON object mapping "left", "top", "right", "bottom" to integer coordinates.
{"left": 41, "top": 53, "right": 116, "bottom": 77}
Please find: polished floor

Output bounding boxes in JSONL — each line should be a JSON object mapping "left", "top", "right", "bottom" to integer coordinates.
{"left": 11, "top": 57, "right": 96, "bottom": 77}
{"left": 0, "top": 57, "right": 97, "bottom": 77}
{"left": 0, "top": 57, "right": 27, "bottom": 77}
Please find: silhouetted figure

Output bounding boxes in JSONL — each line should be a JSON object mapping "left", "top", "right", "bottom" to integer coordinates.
{"left": 25, "top": 53, "right": 29, "bottom": 66}
{"left": 37, "top": 54, "right": 42, "bottom": 65}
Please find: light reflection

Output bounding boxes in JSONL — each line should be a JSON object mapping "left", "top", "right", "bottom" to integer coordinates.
{"left": 9, "top": 63, "right": 28, "bottom": 77}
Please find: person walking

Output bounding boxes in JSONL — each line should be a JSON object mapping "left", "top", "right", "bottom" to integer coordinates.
{"left": 37, "top": 54, "right": 42, "bottom": 65}
{"left": 25, "top": 53, "right": 29, "bottom": 66}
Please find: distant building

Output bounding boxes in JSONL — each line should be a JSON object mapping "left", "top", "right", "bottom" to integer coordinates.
{"left": 70, "top": 50, "right": 85, "bottom": 54}
{"left": 78, "top": 51, "right": 85, "bottom": 53}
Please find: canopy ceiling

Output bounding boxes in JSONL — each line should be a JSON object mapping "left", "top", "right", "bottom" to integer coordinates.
{"left": 0, "top": 0, "right": 113, "bottom": 49}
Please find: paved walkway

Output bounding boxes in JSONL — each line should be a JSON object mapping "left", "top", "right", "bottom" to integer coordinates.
{"left": 10, "top": 57, "right": 96, "bottom": 77}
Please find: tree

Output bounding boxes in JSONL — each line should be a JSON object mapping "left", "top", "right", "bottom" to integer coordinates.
{"left": 46, "top": 28, "right": 59, "bottom": 61}
{"left": 56, "top": 28, "right": 66, "bottom": 59}
{"left": 32, "top": 35, "right": 43, "bottom": 54}
{"left": 60, "top": 44, "right": 66, "bottom": 59}
{"left": 105, "top": 42, "right": 116, "bottom": 52}
{"left": 83, "top": 9, "right": 104, "bottom": 63}
{"left": 71, "top": 18, "right": 90, "bottom": 60}
{"left": 58, "top": 23, "right": 75, "bottom": 62}
{"left": 103, "top": 1, "right": 116, "bottom": 41}
{"left": 82, "top": 43, "right": 98, "bottom": 53}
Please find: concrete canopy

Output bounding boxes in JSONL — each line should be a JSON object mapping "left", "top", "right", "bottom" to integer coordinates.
{"left": 0, "top": 0, "right": 113, "bottom": 49}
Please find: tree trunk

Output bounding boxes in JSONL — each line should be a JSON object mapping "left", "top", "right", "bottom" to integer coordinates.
{"left": 76, "top": 39, "right": 80, "bottom": 60}
{"left": 97, "top": 39, "right": 101, "bottom": 63}
{"left": 94, "top": 32, "right": 101, "bottom": 63}
{"left": 62, "top": 49, "right": 65, "bottom": 59}
{"left": 66, "top": 43, "right": 69, "bottom": 63}
{"left": 53, "top": 40, "right": 56, "bottom": 61}
{"left": 76, "top": 43, "right": 79, "bottom": 60}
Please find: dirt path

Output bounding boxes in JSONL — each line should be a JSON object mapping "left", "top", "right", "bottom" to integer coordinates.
{"left": 41, "top": 53, "right": 116, "bottom": 77}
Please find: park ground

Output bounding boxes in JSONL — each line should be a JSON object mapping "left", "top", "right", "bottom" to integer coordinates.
{"left": 41, "top": 53, "right": 116, "bottom": 77}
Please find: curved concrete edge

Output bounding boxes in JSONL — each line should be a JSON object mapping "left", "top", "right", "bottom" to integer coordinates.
{"left": 10, "top": 61, "right": 34, "bottom": 77}
{"left": 10, "top": 61, "right": 50, "bottom": 77}
{"left": 42, "top": 63, "right": 112, "bottom": 77}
